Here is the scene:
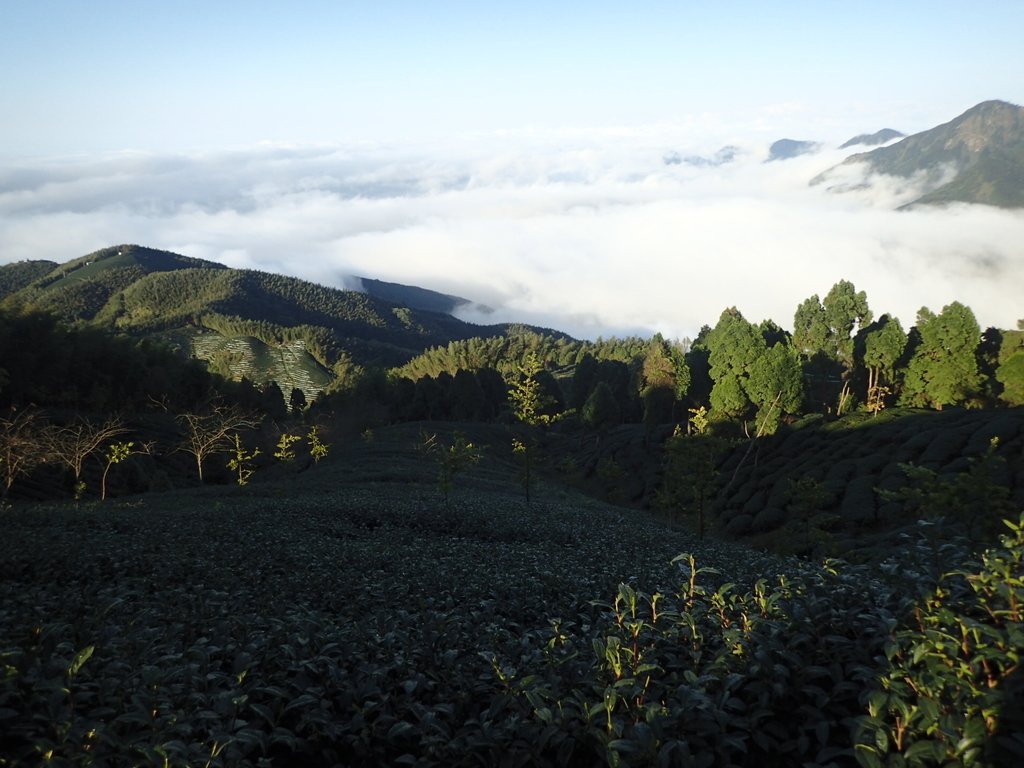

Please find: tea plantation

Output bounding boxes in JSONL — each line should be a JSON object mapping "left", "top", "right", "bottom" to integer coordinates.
{"left": 1, "top": 430, "right": 1022, "bottom": 766}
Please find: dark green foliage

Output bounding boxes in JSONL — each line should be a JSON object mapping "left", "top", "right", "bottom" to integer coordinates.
{"left": 0, "top": 260, "right": 56, "bottom": 300}
{"left": 508, "top": 353, "right": 560, "bottom": 503}
{"left": 1, "top": 421, "right": 1022, "bottom": 765}
{"left": 2, "top": 245, "right": 225, "bottom": 323}
{"left": 419, "top": 430, "right": 482, "bottom": 505}
{"left": 288, "top": 386, "right": 307, "bottom": 416}
{"left": 398, "top": 331, "right": 646, "bottom": 382}
{"left": 880, "top": 437, "right": 1015, "bottom": 542}
{"left": 357, "top": 276, "right": 469, "bottom": 314}
{"left": 2, "top": 246, "right": 574, "bottom": 400}
{"left": 901, "top": 302, "right": 983, "bottom": 409}
{"left": 746, "top": 343, "right": 804, "bottom": 434}
{"left": 856, "top": 515, "right": 1024, "bottom": 766}
{"left": 823, "top": 279, "right": 873, "bottom": 371}
{"left": 996, "top": 325, "right": 1024, "bottom": 405}
{"left": 656, "top": 429, "right": 731, "bottom": 537}
{"left": 582, "top": 381, "right": 621, "bottom": 436}
{"left": 860, "top": 314, "right": 908, "bottom": 409}
{"left": 707, "top": 307, "right": 765, "bottom": 420}
{"left": 0, "top": 307, "right": 223, "bottom": 413}
{"left": 715, "top": 408, "right": 1024, "bottom": 560}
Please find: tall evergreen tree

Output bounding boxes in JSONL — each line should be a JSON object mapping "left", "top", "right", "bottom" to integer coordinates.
{"left": 582, "top": 380, "right": 620, "bottom": 439}
{"left": 996, "top": 321, "right": 1024, "bottom": 406}
{"left": 792, "top": 295, "right": 829, "bottom": 359}
{"left": 793, "top": 281, "right": 872, "bottom": 412}
{"left": 822, "top": 280, "right": 872, "bottom": 371}
{"left": 639, "top": 335, "right": 679, "bottom": 429}
{"left": 900, "top": 302, "right": 982, "bottom": 409}
{"left": 450, "top": 369, "right": 485, "bottom": 421}
{"left": 861, "top": 314, "right": 907, "bottom": 406}
{"left": 746, "top": 343, "right": 804, "bottom": 434}
{"left": 706, "top": 308, "right": 766, "bottom": 421}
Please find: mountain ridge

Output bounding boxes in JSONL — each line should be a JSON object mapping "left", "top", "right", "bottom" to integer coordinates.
{"left": 0, "top": 244, "right": 566, "bottom": 400}
{"left": 818, "top": 100, "right": 1024, "bottom": 207}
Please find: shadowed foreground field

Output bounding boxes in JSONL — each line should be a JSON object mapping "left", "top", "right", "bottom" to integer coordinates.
{"left": 1, "top": 427, "right": 1022, "bottom": 766}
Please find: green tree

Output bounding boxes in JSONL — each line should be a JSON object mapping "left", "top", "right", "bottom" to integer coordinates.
{"left": 995, "top": 321, "right": 1024, "bottom": 406}
{"left": 571, "top": 353, "right": 600, "bottom": 410}
{"left": 227, "top": 432, "right": 260, "bottom": 486}
{"left": 900, "top": 302, "right": 982, "bottom": 409}
{"left": 581, "top": 380, "right": 620, "bottom": 441}
{"left": 706, "top": 308, "right": 765, "bottom": 422}
{"left": 639, "top": 335, "right": 685, "bottom": 430}
{"left": 307, "top": 425, "right": 330, "bottom": 463}
{"left": 822, "top": 279, "right": 872, "bottom": 371}
{"left": 794, "top": 281, "right": 872, "bottom": 413}
{"left": 861, "top": 314, "right": 907, "bottom": 413}
{"left": 259, "top": 381, "right": 288, "bottom": 422}
{"left": 450, "top": 369, "right": 485, "bottom": 421}
{"left": 745, "top": 343, "right": 804, "bottom": 435}
{"left": 419, "top": 430, "right": 482, "bottom": 507}
{"left": 656, "top": 426, "right": 726, "bottom": 538}
{"left": 288, "top": 387, "right": 307, "bottom": 416}
{"left": 507, "top": 352, "right": 562, "bottom": 503}
{"left": 792, "top": 294, "right": 829, "bottom": 359}
{"left": 273, "top": 432, "right": 302, "bottom": 462}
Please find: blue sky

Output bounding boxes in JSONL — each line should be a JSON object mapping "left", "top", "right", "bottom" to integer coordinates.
{"left": 3, "top": 1, "right": 1022, "bottom": 155}
{"left": 1, "top": 2, "right": 1023, "bottom": 339}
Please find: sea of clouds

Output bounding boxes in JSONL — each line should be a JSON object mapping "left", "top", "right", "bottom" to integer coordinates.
{"left": 1, "top": 130, "right": 1022, "bottom": 340}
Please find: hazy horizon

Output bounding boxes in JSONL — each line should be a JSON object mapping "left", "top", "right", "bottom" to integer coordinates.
{"left": 2, "top": 1, "right": 1022, "bottom": 339}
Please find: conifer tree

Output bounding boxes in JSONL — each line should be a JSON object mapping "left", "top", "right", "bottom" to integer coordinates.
{"left": 793, "top": 281, "right": 872, "bottom": 412}
{"left": 706, "top": 308, "right": 765, "bottom": 421}
{"left": 861, "top": 314, "right": 908, "bottom": 410}
{"left": 582, "top": 380, "right": 620, "bottom": 441}
{"left": 900, "top": 302, "right": 982, "bottom": 409}
{"left": 995, "top": 320, "right": 1024, "bottom": 406}
{"left": 746, "top": 343, "right": 804, "bottom": 434}
{"left": 507, "top": 352, "right": 562, "bottom": 503}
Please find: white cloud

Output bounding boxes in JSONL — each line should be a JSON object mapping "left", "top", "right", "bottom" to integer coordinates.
{"left": 1, "top": 131, "right": 1022, "bottom": 341}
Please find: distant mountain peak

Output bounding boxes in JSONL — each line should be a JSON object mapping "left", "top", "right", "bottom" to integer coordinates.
{"left": 816, "top": 100, "right": 1024, "bottom": 208}
{"left": 355, "top": 276, "right": 472, "bottom": 315}
{"left": 664, "top": 145, "right": 740, "bottom": 168}
{"left": 767, "top": 139, "right": 820, "bottom": 161}
{"left": 839, "top": 128, "right": 904, "bottom": 149}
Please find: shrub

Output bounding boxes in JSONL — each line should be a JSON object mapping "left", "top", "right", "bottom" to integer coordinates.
{"left": 855, "top": 513, "right": 1024, "bottom": 766}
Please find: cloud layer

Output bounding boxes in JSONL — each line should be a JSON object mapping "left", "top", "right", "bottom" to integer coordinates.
{"left": 2, "top": 132, "right": 1022, "bottom": 340}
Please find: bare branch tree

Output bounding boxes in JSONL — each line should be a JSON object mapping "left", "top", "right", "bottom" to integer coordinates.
{"left": 43, "top": 416, "right": 129, "bottom": 499}
{"left": 0, "top": 406, "right": 48, "bottom": 499}
{"left": 176, "top": 405, "right": 257, "bottom": 483}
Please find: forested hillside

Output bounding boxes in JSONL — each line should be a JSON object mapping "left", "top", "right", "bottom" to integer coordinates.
{"left": 0, "top": 245, "right": 566, "bottom": 399}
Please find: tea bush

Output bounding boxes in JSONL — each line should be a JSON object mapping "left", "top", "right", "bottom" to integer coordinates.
{"left": 1, "top": 484, "right": 1021, "bottom": 766}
